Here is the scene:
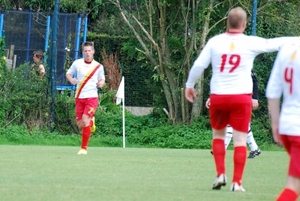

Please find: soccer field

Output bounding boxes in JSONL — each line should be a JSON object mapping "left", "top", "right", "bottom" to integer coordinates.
{"left": 0, "top": 145, "right": 291, "bottom": 201}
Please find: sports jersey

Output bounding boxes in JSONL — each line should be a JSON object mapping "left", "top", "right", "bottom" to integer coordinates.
{"left": 266, "top": 42, "right": 300, "bottom": 135}
{"left": 186, "top": 32, "right": 298, "bottom": 95}
{"left": 67, "top": 58, "right": 105, "bottom": 98}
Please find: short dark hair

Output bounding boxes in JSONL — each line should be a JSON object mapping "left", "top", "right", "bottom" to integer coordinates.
{"left": 81, "top": 41, "right": 94, "bottom": 50}
{"left": 33, "top": 50, "right": 44, "bottom": 60}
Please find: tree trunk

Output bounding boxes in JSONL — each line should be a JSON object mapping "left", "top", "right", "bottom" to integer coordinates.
{"left": 190, "top": 0, "right": 214, "bottom": 121}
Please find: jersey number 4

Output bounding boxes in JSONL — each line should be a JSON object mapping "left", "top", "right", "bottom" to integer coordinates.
{"left": 220, "top": 54, "right": 241, "bottom": 73}
{"left": 284, "top": 67, "right": 293, "bottom": 94}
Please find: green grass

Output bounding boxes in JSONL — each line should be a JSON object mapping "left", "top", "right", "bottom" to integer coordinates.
{"left": 0, "top": 145, "right": 293, "bottom": 201}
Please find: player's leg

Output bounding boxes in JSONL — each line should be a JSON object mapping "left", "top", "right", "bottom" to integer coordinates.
{"left": 211, "top": 128, "right": 227, "bottom": 190}
{"left": 90, "top": 116, "right": 96, "bottom": 132}
{"left": 231, "top": 129, "right": 247, "bottom": 192}
{"left": 210, "top": 94, "right": 229, "bottom": 190}
{"left": 87, "top": 98, "right": 98, "bottom": 133}
{"left": 247, "top": 124, "right": 261, "bottom": 158}
{"left": 78, "top": 98, "right": 98, "bottom": 154}
{"left": 225, "top": 125, "right": 233, "bottom": 149}
{"left": 229, "top": 94, "right": 252, "bottom": 192}
{"left": 79, "top": 113, "right": 91, "bottom": 153}
{"left": 211, "top": 125, "right": 232, "bottom": 155}
{"left": 276, "top": 135, "right": 300, "bottom": 201}
{"left": 75, "top": 99, "right": 84, "bottom": 130}
{"left": 75, "top": 99, "right": 88, "bottom": 154}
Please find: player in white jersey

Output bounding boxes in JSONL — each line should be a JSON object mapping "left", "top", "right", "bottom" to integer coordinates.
{"left": 185, "top": 7, "right": 298, "bottom": 192}
{"left": 66, "top": 41, "right": 105, "bottom": 155}
{"left": 267, "top": 42, "right": 300, "bottom": 201}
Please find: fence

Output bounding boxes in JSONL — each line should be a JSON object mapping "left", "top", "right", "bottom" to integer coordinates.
{"left": 0, "top": 9, "right": 157, "bottom": 109}
{"left": 0, "top": 9, "right": 88, "bottom": 89}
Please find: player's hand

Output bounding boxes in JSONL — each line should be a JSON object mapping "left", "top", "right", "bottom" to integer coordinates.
{"left": 272, "top": 123, "right": 282, "bottom": 145}
{"left": 69, "top": 78, "right": 78, "bottom": 85}
{"left": 205, "top": 98, "right": 210, "bottom": 109}
{"left": 185, "top": 88, "right": 196, "bottom": 103}
{"left": 252, "top": 99, "right": 259, "bottom": 110}
{"left": 97, "top": 80, "right": 105, "bottom": 88}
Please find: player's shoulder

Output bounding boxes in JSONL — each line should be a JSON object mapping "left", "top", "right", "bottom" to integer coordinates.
{"left": 73, "top": 58, "right": 84, "bottom": 64}
{"left": 276, "top": 43, "right": 300, "bottom": 61}
{"left": 280, "top": 41, "right": 300, "bottom": 51}
{"left": 92, "top": 60, "right": 102, "bottom": 66}
{"left": 205, "top": 33, "right": 231, "bottom": 47}
{"left": 209, "top": 32, "right": 253, "bottom": 42}
{"left": 245, "top": 35, "right": 267, "bottom": 42}
{"left": 209, "top": 33, "right": 230, "bottom": 40}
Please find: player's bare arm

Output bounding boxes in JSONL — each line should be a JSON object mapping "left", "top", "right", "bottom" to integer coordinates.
{"left": 206, "top": 98, "right": 210, "bottom": 109}
{"left": 267, "top": 98, "right": 282, "bottom": 145}
{"left": 185, "top": 88, "right": 196, "bottom": 103}
{"left": 97, "top": 79, "right": 105, "bottom": 88}
{"left": 252, "top": 99, "right": 259, "bottom": 110}
{"left": 66, "top": 73, "right": 78, "bottom": 85}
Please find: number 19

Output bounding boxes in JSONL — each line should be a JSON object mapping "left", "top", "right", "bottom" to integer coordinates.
{"left": 220, "top": 54, "right": 241, "bottom": 73}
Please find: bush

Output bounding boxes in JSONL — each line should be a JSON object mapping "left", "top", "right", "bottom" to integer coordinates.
{"left": 0, "top": 107, "right": 276, "bottom": 149}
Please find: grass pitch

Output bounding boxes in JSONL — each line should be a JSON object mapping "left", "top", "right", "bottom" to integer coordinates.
{"left": 0, "top": 145, "right": 291, "bottom": 201}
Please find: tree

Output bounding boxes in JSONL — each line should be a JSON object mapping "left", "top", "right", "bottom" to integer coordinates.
{"left": 107, "top": 0, "right": 238, "bottom": 123}
{"left": 0, "top": 0, "right": 104, "bottom": 15}
{"left": 3, "top": 0, "right": 300, "bottom": 126}
{"left": 108, "top": 0, "right": 300, "bottom": 124}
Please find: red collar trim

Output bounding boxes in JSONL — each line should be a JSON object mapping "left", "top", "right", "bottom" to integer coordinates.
{"left": 226, "top": 31, "right": 243, "bottom": 34}
{"left": 84, "top": 60, "right": 92, "bottom": 64}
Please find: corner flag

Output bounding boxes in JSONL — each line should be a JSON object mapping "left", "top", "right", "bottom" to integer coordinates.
{"left": 116, "top": 76, "right": 124, "bottom": 105}
{"left": 116, "top": 76, "right": 125, "bottom": 148}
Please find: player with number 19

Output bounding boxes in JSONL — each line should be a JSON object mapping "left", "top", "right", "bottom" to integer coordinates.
{"left": 267, "top": 42, "right": 300, "bottom": 201}
{"left": 185, "top": 7, "right": 299, "bottom": 192}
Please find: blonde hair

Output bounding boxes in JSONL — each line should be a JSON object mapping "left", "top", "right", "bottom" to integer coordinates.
{"left": 81, "top": 41, "right": 94, "bottom": 50}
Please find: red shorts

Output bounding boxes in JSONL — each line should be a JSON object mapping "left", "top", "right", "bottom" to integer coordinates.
{"left": 281, "top": 135, "right": 300, "bottom": 177}
{"left": 75, "top": 98, "right": 98, "bottom": 121}
{"left": 209, "top": 94, "right": 252, "bottom": 133}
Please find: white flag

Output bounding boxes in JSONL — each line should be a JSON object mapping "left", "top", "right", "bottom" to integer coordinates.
{"left": 116, "top": 76, "right": 124, "bottom": 105}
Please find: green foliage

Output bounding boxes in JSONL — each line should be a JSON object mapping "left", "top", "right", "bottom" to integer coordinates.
{"left": 251, "top": 116, "right": 274, "bottom": 145}
{"left": 87, "top": 32, "right": 129, "bottom": 57}
{"left": 0, "top": 38, "right": 51, "bottom": 130}
{"left": 54, "top": 91, "right": 78, "bottom": 134}
{"left": 94, "top": 111, "right": 212, "bottom": 149}
{"left": 0, "top": 124, "right": 80, "bottom": 146}
{"left": 87, "top": 32, "right": 164, "bottom": 107}
{"left": 2, "top": 0, "right": 300, "bottom": 148}
{"left": 0, "top": 62, "right": 51, "bottom": 129}
{"left": 0, "top": 109, "right": 274, "bottom": 149}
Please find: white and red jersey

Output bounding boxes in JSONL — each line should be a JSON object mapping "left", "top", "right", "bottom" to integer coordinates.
{"left": 186, "top": 32, "right": 298, "bottom": 95}
{"left": 67, "top": 58, "right": 105, "bottom": 98}
{"left": 266, "top": 42, "right": 300, "bottom": 135}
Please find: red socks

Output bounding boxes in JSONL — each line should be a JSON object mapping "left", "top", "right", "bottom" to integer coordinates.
{"left": 81, "top": 126, "right": 91, "bottom": 150}
{"left": 212, "top": 139, "right": 226, "bottom": 176}
{"left": 233, "top": 146, "right": 247, "bottom": 185}
{"left": 277, "top": 188, "right": 298, "bottom": 201}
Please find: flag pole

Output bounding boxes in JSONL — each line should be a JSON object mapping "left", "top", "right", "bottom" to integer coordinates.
{"left": 122, "top": 77, "right": 126, "bottom": 148}
{"left": 116, "top": 76, "right": 125, "bottom": 148}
